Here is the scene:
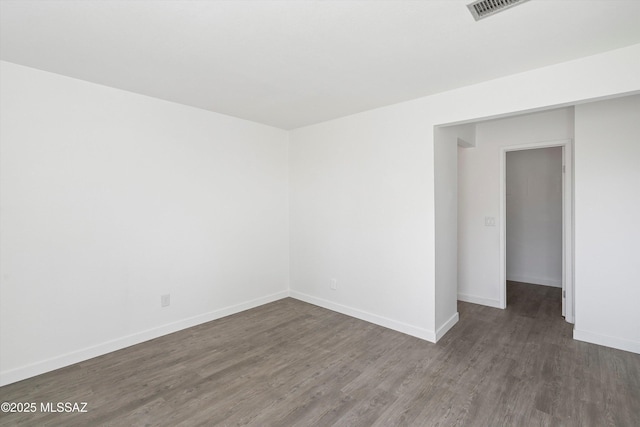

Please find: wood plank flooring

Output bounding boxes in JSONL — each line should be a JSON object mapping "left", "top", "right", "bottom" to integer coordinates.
{"left": 1, "top": 281, "right": 639, "bottom": 426}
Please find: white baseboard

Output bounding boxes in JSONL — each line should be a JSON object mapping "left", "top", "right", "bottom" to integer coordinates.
{"left": 457, "top": 293, "right": 503, "bottom": 309}
{"left": 435, "top": 312, "right": 459, "bottom": 342}
{"left": 289, "top": 291, "right": 436, "bottom": 342}
{"left": 507, "top": 275, "right": 562, "bottom": 288}
{"left": 573, "top": 329, "right": 640, "bottom": 355}
{"left": 0, "top": 290, "right": 289, "bottom": 387}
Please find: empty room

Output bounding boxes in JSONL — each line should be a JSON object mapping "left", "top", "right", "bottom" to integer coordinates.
{"left": 1, "top": 1, "right": 639, "bottom": 426}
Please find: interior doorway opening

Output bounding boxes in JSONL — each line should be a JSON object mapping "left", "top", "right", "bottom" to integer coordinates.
{"left": 500, "top": 140, "right": 573, "bottom": 323}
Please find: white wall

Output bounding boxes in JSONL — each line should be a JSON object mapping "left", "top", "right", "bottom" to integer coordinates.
{"left": 434, "top": 127, "right": 459, "bottom": 338}
{"left": 0, "top": 61, "right": 290, "bottom": 385}
{"left": 573, "top": 94, "right": 640, "bottom": 353}
{"left": 289, "top": 105, "right": 437, "bottom": 339}
{"left": 458, "top": 109, "right": 574, "bottom": 306}
{"left": 506, "top": 147, "right": 563, "bottom": 287}
{"left": 290, "top": 44, "right": 639, "bottom": 343}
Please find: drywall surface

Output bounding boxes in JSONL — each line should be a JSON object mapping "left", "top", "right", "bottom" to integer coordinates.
{"left": 290, "top": 44, "right": 639, "bottom": 342}
{"left": 434, "top": 127, "right": 459, "bottom": 338}
{"left": 573, "top": 94, "right": 640, "bottom": 354}
{"left": 289, "top": 104, "right": 437, "bottom": 339}
{"left": 0, "top": 61, "right": 290, "bottom": 385}
{"left": 458, "top": 109, "right": 574, "bottom": 306}
{"left": 506, "top": 147, "right": 563, "bottom": 287}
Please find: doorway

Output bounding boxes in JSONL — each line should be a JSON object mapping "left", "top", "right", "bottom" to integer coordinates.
{"left": 500, "top": 140, "right": 573, "bottom": 323}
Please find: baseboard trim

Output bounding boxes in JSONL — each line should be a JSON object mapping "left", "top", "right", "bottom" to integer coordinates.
{"left": 289, "top": 291, "right": 436, "bottom": 342}
{"left": 573, "top": 329, "right": 640, "bottom": 355}
{"left": 435, "top": 312, "right": 459, "bottom": 342}
{"left": 457, "top": 293, "right": 503, "bottom": 309}
{"left": 507, "top": 275, "right": 562, "bottom": 288}
{"left": 0, "top": 290, "right": 290, "bottom": 387}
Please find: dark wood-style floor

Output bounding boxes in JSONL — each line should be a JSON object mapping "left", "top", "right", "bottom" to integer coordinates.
{"left": 1, "top": 282, "right": 639, "bottom": 426}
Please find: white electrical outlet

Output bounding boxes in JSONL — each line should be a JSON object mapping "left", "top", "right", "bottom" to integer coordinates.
{"left": 161, "top": 294, "right": 170, "bottom": 307}
{"left": 330, "top": 278, "right": 337, "bottom": 290}
{"left": 485, "top": 216, "right": 496, "bottom": 227}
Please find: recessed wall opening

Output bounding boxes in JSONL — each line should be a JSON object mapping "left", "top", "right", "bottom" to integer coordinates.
{"left": 454, "top": 107, "right": 575, "bottom": 324}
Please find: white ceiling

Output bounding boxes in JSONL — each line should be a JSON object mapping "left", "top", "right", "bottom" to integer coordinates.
{"left": 2, "top": 0, "right": 640, "bottom": 129}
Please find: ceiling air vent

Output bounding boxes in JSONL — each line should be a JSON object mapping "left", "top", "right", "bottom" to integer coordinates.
{"left": 467, "top": 0, "right": 530, "bottom": 21}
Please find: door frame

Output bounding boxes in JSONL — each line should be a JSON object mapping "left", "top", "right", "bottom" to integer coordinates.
{"left": 499, "top": 139, "right": 574, "bottom": 323}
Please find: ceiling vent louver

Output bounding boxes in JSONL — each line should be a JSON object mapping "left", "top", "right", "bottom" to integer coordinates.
{"left": 467, "top": 0, "right": 530, "bottom": 21}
